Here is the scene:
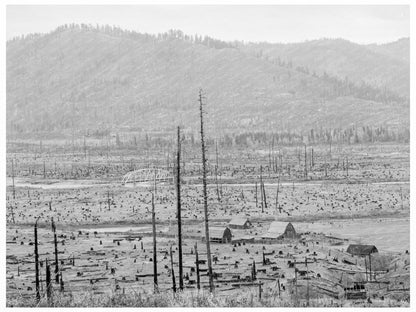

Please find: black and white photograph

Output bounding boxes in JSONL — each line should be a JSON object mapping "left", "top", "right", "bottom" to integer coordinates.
{"left": 3, "top": 2, "right": 413, "bottom": 308}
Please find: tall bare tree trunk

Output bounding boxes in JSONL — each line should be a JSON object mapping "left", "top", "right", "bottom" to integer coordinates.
{"left": 152, "top": 171, "right": 158, "bottom": 292}
{"left": 11, "top": 158, "right": 16, "bottom": 200}
{"left": 46, "top": 258, "right": 52, "bottom": 304}
{"left": 311, "top": 147, "right": 314, "bottom": 170}
{"left": 304, "top": 144, "right": 308, "bottom": 179}
{"left": 271, "top": 137, "right": 275, "bottom": 173}
{"left": 260, "top": 166, "right": 264, "bottom": 213}
{"left": 306, "top": 257, "right": 310, "bottom": 306}
{"left": 275, "top": 175, "right": 280, "bottom": 212}
{"left": 176, "top": 126, "right": 184, "bottom": 291}
{"left": 195, "top": 242, "right": 200, "bottom": 290}
{"left": 262, "top": 180, "right": 267, "bottom": 210}
{"left": 198, "top": 89, "right": 214, "bottom": 292}
{"left": 34, "top": 217, "right": 40, "bottom": 302}
{"left": 170, "top": 245, "right": 176, "bottom": 293}
{"left": 215, "top": 141, "right": 221, "bottom": 202}
{"left": 268, "top": 144, "right": 271, "bottom": 177}
{"left": 294, "top": 259, "right": 298, "bottom": 306}
{"left": 52, "top": 218, "right": 59, "bottom": 283}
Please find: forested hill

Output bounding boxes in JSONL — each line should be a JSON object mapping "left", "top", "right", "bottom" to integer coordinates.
{"left": 6, "top": 24, "right": 409, "bottom": 137}
{"left": 242, "top": 38, "right": 409, "bottom": 97}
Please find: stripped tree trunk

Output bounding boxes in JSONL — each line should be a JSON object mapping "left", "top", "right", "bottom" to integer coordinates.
{"left": 325, "top": 156, "right": 328, "bottom": 177}
{"left": 294, "top": 259, "right": 298, "bottom": 306}
{"left": 107, "top": 190, "right": 111, "bottom": 211}
{"left": 198, "top": 89, "right": 214, "bottom": 292}
{"left": 151, "top": 174, "right": 158, "bottom": 292}
{"left": 60, "top": 272, "right": 64, "bottom": 292}
{"left": 268, "top": 144, "right": 271, "bottom": 177}
{"left": 195, "top": 242, "right": 200, "bottom": 290}
{"left": 215, "top": 141, "right": 221, "bottom": 202}
{"left": 260, "top": 166, "right": 264, "bottom": 213}
{"left": 252, "top": 260, "right": 256, "bottom": 281}
{"left": 46, "top": 258, "right": 52, "bottom": 304}
{"left": 311, "top": 148, "right": 314, "bottom": 170}
{"left": 52, "top": 218, "right": 59, "bottom": 283}
{"left": 34, "top": 217, "right": 40, "bottom": 302}
{"left": 11, "top": 158, "right": 16, "bottom": 200}
{"left": 170, "top": 245, "right": 176, "bottom": 293}
{"left": 275, "top": 175, "right": 280, "bottom": 212}
{"left": 176, "top": 126, "right": 184, "bottom": 291}
{"left": 304, "top": 145, "right": 308, "bottom": 179}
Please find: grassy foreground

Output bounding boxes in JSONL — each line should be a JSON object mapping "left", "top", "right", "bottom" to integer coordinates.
{"left": 7, "top": 287, "right": 409, "bottom": 308}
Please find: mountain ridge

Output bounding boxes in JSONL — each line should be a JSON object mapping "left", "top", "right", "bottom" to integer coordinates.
{"left": 6, "top": 24, "right": 409, "bottom": 137}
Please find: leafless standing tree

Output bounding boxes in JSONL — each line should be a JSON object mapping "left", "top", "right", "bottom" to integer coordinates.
{"left": 34, "top": 216, "right": 41, "bottom": 302}
{"left": 52, "top": 217, "right": 59, "bottom": 283}
{"left": 195, "top": 242, "right": 200, "bottom": 290}
{"left": 215, "top": 140, "right": 221, "bottom": 202}
{"left": 198, "top": 89, "right": 214, "bottom": 292}
{"left": 176, "top": 126, "right": 184, "bottom": 290}
{"left": 11, "top": 158, "right": 16, "bottom": 200}
{"left": 304, "top": 144, "right": 308, "bottom": 179}
{"left": 170, "top": 245, "right": 176, "bottom": 293}
{"left": 152, "top": 170, "right": 158, "bottom": 292}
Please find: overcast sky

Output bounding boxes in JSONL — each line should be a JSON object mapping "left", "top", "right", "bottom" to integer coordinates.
{"left": 6, "top": 5, "right": 409, "bottom": 44}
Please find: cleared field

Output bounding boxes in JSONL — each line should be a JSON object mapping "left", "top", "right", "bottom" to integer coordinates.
{"left": 5, "top": 141, "right": 410, "bottom": 306}
{"left": 5, "top": 179, "right": 410, "bottom": 225}
{"left": 6, "top": 221, "right": 410, "bottom": 305}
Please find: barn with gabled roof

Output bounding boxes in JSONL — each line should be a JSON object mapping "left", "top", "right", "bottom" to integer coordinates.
{"left": 283, "top": 222, "right": 297, "bottom": 239}
{"left": 261, "top": 221, "right": 300, "bottom": 241}
{"left": 202, "top": 227, "right": 232, "bottom": 244}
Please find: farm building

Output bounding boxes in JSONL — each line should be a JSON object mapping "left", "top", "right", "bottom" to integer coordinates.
{"left": 344, "top": 282, "right": 367, "bottom": 300}
{"left": 231, "top": 235, "right": 255, "bottom": 244}
{"left": 283, "top": 223, "right": 298, "bottom": 238}
{"left": 261, "top": 222, "right": 300, "bottom": 241}
{"left": 346, "top": 244, "right": 378, "bottom": 256}
{"left": 203, "top": 227, "right": 232, "bottom": 243}
{"left": 228, "top": 217, "right": 252, "bottom": 229}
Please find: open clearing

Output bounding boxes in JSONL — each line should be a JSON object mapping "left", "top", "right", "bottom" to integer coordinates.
{"left": 6, "top": 141, "right": 410, "bottom": 307}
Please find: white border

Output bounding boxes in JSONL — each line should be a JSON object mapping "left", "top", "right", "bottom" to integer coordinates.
{"left": 1, "top": 1, "right": 414, "bottom": 312}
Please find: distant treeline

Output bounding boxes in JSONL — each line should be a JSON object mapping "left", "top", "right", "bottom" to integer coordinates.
{"left": 252, "top": 52, "right": 408, "bottom": 104}
{"left": 96, "top": 124, "right": 410, "bottom": 150}
{"left": 228, "top": 125, "right": 409, "bottom": 147}
{"left": 8, "top": 23, "right": 239, "bottom": 50}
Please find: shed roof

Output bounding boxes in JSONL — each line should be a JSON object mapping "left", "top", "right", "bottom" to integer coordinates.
{"left": 346, "top": 244, "right": 378, "bottom": 256}
{"left": 261, "top": 232, "right": 281, "bottom": 239}
{"left": 229, "top": 217, "right": 250, "bottom": 226}
{"left": 209, "top": 227, "right": 231, "bottom": 239}
{"left": 268, "top": 221, "right": 289, "bottom": 234}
